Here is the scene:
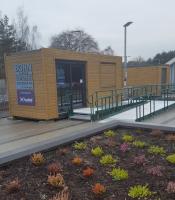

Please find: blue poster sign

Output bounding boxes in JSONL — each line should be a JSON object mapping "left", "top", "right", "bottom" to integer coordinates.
{"left": 17, "top": 90, "right": 35, "bottom": 106}
{"left": 14, "top": 64, "right": 35, "bottom": 106}
{"left": 14, "top": 64, "right": 34, "bottom": 90}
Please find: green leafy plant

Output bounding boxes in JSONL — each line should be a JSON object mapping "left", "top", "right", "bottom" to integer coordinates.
{"left": 100, "top": 154, "right": 117, "bottom": 165}
{"left": 136, "top": 129, "right": 143, "bottom": 134}
{"left": 128, "top": 184, "right": 154, "bottom": 199}
{"left": 148, "top": 145, "right": 166, "bottom": 155}
{"left": 122, "top": 134, "right": 134, "bottom": 142}
{"left": 104, "top": 130, "right": 116, "bottom": 137}
{"left": 166, "top": 154, "right": 175, "bottom": 164}
{"left": 91, "top": 146, "right": 104, "bottom": 157}
{"left": 109, "top": 168, "right": 128, "bottom": 181}
{"left": 73, "top": 142, "right": 87, "bottom": 150}
{"left": 133, "top": 140, "right": 146, "bottom": 148}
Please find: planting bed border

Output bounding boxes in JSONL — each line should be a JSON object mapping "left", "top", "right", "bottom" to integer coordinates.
{"left": 1, "top": 120, "right": 175, "bottom": 166}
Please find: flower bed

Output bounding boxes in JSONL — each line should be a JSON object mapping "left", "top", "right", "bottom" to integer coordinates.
{"left": 1, "top": 128, "right": 175, "bottom": 199}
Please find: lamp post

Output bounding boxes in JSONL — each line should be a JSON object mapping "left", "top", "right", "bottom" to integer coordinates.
{"left": 123, "top": 21, "right": 133, "bottom": 87}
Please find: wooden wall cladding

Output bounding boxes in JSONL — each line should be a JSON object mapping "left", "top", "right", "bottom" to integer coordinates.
{"left": 5, "top": 48, "right": 123, "bottom": 120}
{"left": 100, "top": 63, "right": 116, "bottom": 88}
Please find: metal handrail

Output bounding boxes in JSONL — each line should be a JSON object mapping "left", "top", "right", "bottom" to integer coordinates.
{"left": 136, "top": 88, "right": 175, "bottom": 121}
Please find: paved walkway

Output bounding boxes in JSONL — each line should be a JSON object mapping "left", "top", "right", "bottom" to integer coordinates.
{"left": 0, "top": 118, "right": 100, "bottom": 164}
{"left": 99, "top": 100, "right": 175, "bottom": 123}
{"left": 0, "top": 118, "right": 84, "bottom": 145}
{"left": 1, "top": 116, "right": 175, "bottom": 165}
{"left": 144, "top": 107, "right": 175, "bottom": 125}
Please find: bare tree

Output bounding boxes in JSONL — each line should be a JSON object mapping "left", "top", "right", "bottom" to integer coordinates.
{"left": 50, "top": 29, "right": 99, "bottom": 53}
{"left": 101, "top": 46, "right": 114, "bottom": 56}
{"left": 30, "top": 25, "right": 40, "bottom": 50}
{"left": 13, "top": 7, "right": 40, "bottom": 51}
{"left": 128, "top": 56, "right": 146, "bottom": 66}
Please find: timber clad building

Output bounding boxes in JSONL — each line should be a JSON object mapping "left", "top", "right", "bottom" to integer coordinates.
{"left": 5, "top": 48, "right": 172, "bottom": 120}
{"left": 5, "top": 48, "right": 123, "bottom": 120}
{"left": 127, "top": 65, "right": 170, "bottom": 86}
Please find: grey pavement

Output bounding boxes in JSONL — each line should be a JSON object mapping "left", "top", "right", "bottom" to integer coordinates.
{"left": 144, "top": 107, "right": 175, "bottom": 125}
{"left": 1, "top": 117, "right": 175, "bottom": 165}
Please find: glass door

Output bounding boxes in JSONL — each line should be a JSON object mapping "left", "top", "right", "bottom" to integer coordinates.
{"left": 56, "top": 60, "right": 86, "bottom": 114}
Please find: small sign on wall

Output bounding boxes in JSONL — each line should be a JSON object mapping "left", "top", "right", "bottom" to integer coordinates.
{"left": 17, "top": 90, "right": 35, "bottom": 106}
{"left": 14, "top": 64, "right": 35, "bottom": 106}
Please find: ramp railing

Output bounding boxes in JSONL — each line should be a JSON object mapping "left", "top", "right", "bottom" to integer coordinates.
{"left": 87, "top": 84, "right": 175, "bottom": 121}
{"left": 136, "top": 88, "right": 175, "bottom": 121}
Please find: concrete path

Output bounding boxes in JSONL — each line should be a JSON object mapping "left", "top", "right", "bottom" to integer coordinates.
{"left": 99, "top": 100, "right": 175, "bottom": 123}
{"left": 0, "top": 118, "right": 106, "bottom": 164}
{"left": 144, "top": 107, "right": 175, "bottom": 125}
{"left": 1, "top": 118, "right": 175, "bottom": 165}
{"left": 0, "top": 118, "right": 84, "bottom": 145}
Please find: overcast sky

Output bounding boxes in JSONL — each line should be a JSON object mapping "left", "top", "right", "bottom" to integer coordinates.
{"left": 0, "top": 0, "right": 175, "bottom": 60}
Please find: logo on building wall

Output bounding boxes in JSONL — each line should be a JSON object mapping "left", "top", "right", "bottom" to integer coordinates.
{"left": 14, "top": 64, "right": 35, "bottom": 106}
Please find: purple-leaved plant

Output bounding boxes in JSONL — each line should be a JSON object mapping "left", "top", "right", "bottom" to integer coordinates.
{"left": 133, "top": 155, "right": 147, "bottom": 166}
{"left": 146, "top": 165, "right": 163, "bottom": 177}
{"left": 119, "top": 143, "right": 129, "bottom": 153}
{"left": 166, "top": 182, "right": 175, "bottom": 193}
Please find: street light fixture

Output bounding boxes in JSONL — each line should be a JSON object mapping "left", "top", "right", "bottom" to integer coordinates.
{"left": 123, "top": 21, "right": 133, "bottom": 87}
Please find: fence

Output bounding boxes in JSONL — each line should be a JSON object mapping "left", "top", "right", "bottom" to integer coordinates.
{"left": 0, "top": 79, "right": 9, "bottom": 118}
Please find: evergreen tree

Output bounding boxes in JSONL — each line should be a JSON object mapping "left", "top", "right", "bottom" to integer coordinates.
{"left": 0, "top": 15, "right": 17, "bottom": 77}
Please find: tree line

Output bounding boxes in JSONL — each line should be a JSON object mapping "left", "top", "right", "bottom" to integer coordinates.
{"left": 1, "top": 7, "right": 175, "bottom": 79}
{"left": 0, "top": 8, "right": 40, "bottom": 78}
{"left": 128, "top": 51, "right": 175, "bottom": 67}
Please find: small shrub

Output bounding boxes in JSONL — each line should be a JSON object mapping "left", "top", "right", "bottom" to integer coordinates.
{"left": 6, "top": 178, "right": 21, "bottom": 193}
{"left": 31, "top": 153, "right": 45, "bottom": 166}
{"left": 73, "top": 142, "right": 87, "bottom": 150}
{"left": 150, "top": 129, "right": 163, "bottom": 137}
{"left": 72, "top": 156, "right": 83, "bottom": 165}
{"left": 109, "top": 168, "right": 128, "bottom": 181}
{"left": 104, "top": 130, "right": 116, "bottom": 137}
{"left": 119, "top": 143, "right": 129, "bottom": 153}
{"left": 48, "top": 174, "right": 65, "bottom": 188}
{"left": 166, "top": 182, "right": 175, "bottom": 193}
{"left": 146, "top": 165, "right": 163, "bottom": 177}
{"left": 128, "top": 184, "right": 153, "bottom": 199}
{"left": 165, "top": 134, "right": 175, "bottom": 141}
{"left": 58, "top": 148, "right": 69, "bottom": 155}
{"left": 91, "top": 146, "right": 104, "bottom": 157}
{"left": 133, "top": 140, "right": 146, "bottom": 148}
{"left": 105, "top": 138, "right": 117, "bottom": 147}
{"left": 48, "top": 162, "right": 62, "bottom": 175}
{"left": 83, "top": 167, "right": 94, "bottom": 177}
{"left": 166, "top": 154, "right": 175, "bottom": 164}
{"left": 148, "top": 145, "right": 166, "bottom": 155}
{"left": 122, "top": 134, "right": 134, "bottom": 142}
{"left": 133, "top": 155, "right": 147, "bottom": 166}
{"left": 136, "top": 129, "right": 143, "bottom": 134}
{"left": 92, "top": 183, "right": 106, "bottom": 195}
{"left": 100, "top": 154, "right": 117, "bottom": 165}
{"left": 49, "top": 186, "right": 69, "bottom": 200}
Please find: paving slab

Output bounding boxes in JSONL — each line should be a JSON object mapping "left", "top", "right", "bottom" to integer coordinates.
{"left": 1, "top": 118, "right": 175, "bottom": 165}
{"left": 144, "top": 107, "right": 175, "bottom": 125}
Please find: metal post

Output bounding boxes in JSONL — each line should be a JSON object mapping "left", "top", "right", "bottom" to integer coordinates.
{"left": 124, "top": 26, "right": 127, "bottom": 87}
{"left": 123, "top": 21, "right": 133, "bottom": 87}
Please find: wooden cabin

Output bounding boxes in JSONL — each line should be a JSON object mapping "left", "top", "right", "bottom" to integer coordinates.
{"left": 127, "top": 65, "right": 170, "bottom": 87}
{"left": 5, "top": 48, "right": 122, "bottom": 120}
